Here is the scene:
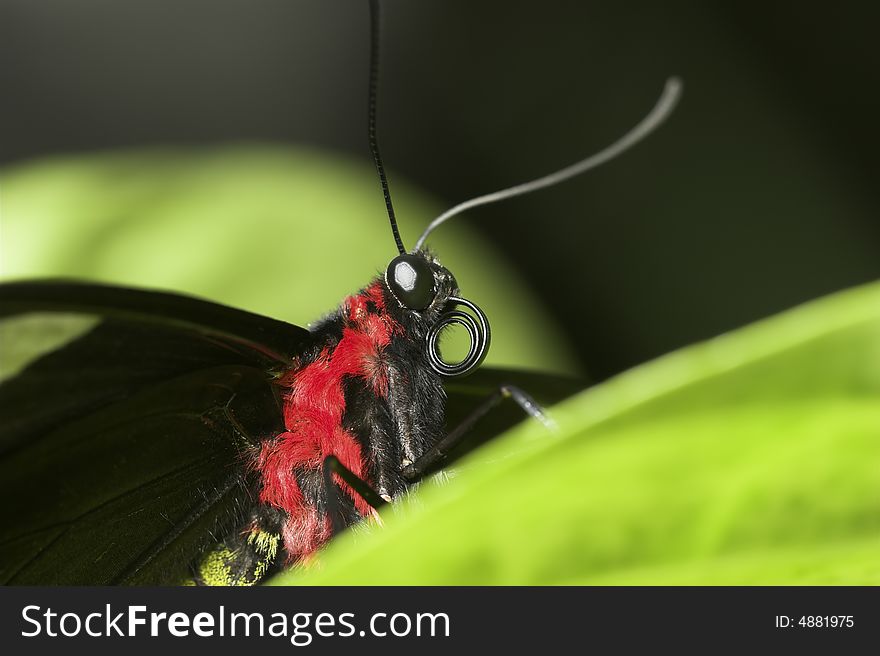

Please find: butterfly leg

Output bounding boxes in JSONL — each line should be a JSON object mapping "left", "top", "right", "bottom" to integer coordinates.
{"left": 191, "top": 460, "right": 385, "bottom": 583}
{"left": 402, "top": 384, "right": 553, "bottom": 482}
{"left": 322, "top": 455, "right": 387, "bottom": 536}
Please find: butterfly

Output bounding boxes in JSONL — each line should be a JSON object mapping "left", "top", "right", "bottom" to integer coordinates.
{"left": 0, "top": 0, "right": 679, "bottom": 585}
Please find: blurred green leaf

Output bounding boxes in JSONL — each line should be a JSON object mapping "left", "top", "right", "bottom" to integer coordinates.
{"left": 0, "top": 145, "right": 579, "bottom": 375}
{"left": 277, "top": 281, "right": 880, "bottom": 585}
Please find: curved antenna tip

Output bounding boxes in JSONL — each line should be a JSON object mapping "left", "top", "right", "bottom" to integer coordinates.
{"left": 662, "top": 76, "right": 684, "bottom": 107}
{"left": 413, "top": 75, "right": 683, "bottom": 251}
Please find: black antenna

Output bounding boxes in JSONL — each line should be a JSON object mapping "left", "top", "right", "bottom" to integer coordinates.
{"left": 368, "top": 0, "right": 406, "bottom": 255}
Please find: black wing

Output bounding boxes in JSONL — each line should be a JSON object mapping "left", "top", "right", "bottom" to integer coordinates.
{"left": 0, "top": 281, "right": 310, "bottom": 584}
{"left": 0, "top": 280, "right": 308, "bottom": 363}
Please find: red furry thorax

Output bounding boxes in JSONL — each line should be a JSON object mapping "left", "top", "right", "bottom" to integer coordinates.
{"left": 256, "top": 281, "right": 401, "bottom": 561}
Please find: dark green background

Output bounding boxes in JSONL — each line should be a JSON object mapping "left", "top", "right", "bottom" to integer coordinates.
{"left": 1, "top": 0, "right": 877, "bottom": 380}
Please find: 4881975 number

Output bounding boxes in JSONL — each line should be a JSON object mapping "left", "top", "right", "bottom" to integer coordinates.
{"left": 800, "top": 616, "right": 854, "bottom": 628}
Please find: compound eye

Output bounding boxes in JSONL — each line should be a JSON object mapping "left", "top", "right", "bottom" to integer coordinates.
{"left": 385, "top": 254, "right": 436, "bottom": 310}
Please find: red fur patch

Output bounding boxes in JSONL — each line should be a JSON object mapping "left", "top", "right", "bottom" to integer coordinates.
{"left": 258, "top": 282, "right": 401, "bottom": 561}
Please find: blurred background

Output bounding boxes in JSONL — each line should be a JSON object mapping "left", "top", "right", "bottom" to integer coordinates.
{"left": 1, "top": 0, "right": 879, "bottom": 381}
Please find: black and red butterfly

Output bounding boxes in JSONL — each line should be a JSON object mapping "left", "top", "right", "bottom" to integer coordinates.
{"left": 0, "top": 0, "right": 679, "bottom": 585}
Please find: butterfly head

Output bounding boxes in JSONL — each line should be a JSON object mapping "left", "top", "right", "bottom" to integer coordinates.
{"left": 382, "top": 250, "right": 489, "bottom": 378}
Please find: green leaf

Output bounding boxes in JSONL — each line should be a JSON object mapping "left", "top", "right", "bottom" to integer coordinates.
{"left": 277, "top": 280, "right": 880, "bottom": 585}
